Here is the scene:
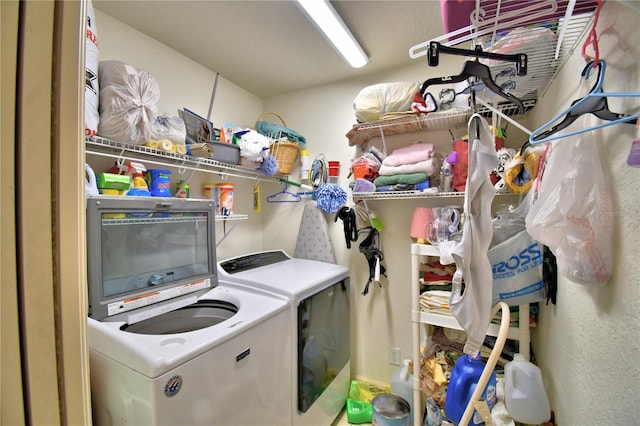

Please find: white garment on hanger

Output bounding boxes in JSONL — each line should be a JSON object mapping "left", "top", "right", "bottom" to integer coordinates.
{"left": 449, "top": 114, "right": 499, "bottom": 356}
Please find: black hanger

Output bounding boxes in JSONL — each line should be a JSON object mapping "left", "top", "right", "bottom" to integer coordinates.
{"left": 531, "top": 61, "right": 637, "bottom": 142}
{"left": 427, "top": 42, "right": 528, "bottom": 76}
{"left": 420, "top": 61, "right": 525, "bottom": 115}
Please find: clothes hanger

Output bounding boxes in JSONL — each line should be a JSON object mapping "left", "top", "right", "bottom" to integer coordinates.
{"left": 266, "top": 183, "right": 301, "bottom": 203}
{"left": 529, "top": 60, "right": 640, "bottom": 144}
{"left": 421, "top": 61, "right": 526, "bottom": 115}
{"left": 425, "top": 42, "right": 527, "bottom": 76}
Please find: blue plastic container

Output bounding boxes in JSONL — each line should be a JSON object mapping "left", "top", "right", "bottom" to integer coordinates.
{"left": 146, "top": 169, "right": 172, "bottom": 197}
{"left": 444, "top": 354, "right": 497, "bottom": 425}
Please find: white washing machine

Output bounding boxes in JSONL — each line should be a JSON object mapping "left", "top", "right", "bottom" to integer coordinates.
{"left": 86, "top": 196, "right": 292, "bottom": 426}
{"left": 218, "top": 250, "right": 351, "bottom": 426}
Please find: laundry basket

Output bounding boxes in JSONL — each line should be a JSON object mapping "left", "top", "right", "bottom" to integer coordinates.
{"left": 256, "top": 112, "right": 300, "bottom": 174}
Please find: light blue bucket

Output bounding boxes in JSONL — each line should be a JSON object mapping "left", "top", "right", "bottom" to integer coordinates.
{"left": 371, "top": 394, "right": 410, "bottom": 426}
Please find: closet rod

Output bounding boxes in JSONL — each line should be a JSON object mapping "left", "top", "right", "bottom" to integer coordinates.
{"left": 477, "top": 98, "right": 532, "bottom": 135}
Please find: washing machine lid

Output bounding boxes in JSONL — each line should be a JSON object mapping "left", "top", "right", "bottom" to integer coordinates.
{"left": 86, "top": 196, "right": 219, "bottom": 321}
{"left": 87, "top": 284, "right": 288, "bottom": 378}
{"left": 218, "top": 250, "right": 349, "bottom": 299}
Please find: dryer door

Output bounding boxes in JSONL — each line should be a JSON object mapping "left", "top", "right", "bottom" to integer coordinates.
{"left": 297, "top": 278, "right": 350, "bottom": 413}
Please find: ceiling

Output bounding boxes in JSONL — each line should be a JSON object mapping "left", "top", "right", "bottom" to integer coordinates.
{"left": 92, "top": 1, "right": 445, "bottom": 98}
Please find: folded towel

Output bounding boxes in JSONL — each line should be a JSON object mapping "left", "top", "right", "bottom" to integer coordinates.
{"left": 374, "top": 172, "right": 427, "bottom": 186}
{"left": 378, "top": 157, "right": 440, "bottom": 177}
{"left": 382, "top": 142, "right": 434, "bottom": 167}
{"left": 419, "top": 290, "right": 452, "bottom": 315}
{"left": 256, "top": 121, "right": 306, "bottom": 145}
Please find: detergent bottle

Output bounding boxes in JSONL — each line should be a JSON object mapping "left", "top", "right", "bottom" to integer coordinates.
{"left": 504, "top": 354, "right": 550, "bottom": 424}
{"left": 390, "top": 359, "right": 415, "bottom": 425}
{"left": 445, "top": 353, "right": 497, "bottom": 425}
{"left": 85, "top": 163, "right": 99, "bottom": 197}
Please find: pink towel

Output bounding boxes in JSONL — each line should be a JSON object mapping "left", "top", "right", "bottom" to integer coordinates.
{"left": 382, "top": 143, "right": 434, "bottom": 166}
{"left": 378, "top": 158, "right": 440, "bottom": 177}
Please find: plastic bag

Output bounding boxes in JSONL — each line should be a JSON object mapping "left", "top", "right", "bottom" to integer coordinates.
{"left": 353, "top": 82, "right": 420, "bottom": 123}
{"left": 84, "top": 0, "right": 99, "bottom": 137}
{"left": 488, "top": 191, "right": 546, "bottom": 306}
{"left": 525, "top": 127, "right": 614, "bottom": 285}
{"left": 150, "top": 114, "right": 186, "bottom": 146}
{"left": 98, "top": 60, "right": 160, "bottom": 144}
{"left": 488, "top": 229, "right": 546, "bottom": 306}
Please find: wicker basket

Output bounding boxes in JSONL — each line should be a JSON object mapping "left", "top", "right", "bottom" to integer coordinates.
{"left": 256, "top": 112, "right": 300, "bottom": 174}
{"left": 270, "top": 141, "right": 299, "bottom": 174}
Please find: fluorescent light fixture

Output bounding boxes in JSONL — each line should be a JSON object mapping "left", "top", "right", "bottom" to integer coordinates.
{"left": 296, "top": 0, "right": 369, "bottom": 68}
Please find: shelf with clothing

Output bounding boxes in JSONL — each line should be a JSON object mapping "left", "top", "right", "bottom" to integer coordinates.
{"left": 346, "top": 99, "right": 536, "bottom": 148}
{"left": 410, "top": 243, "right": 530, "bottom": 426}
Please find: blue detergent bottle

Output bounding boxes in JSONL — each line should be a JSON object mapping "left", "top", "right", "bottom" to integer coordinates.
{"left": 146, "top": 169, "right": 172, "bottom": 197}
{"left": 444, "top": 353, "right": 497, "bottom": 425}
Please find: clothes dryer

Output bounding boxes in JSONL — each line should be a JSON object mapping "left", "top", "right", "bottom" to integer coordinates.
{"left": 218, "top": 250, "right": 351, "bottom": 426}
{"left": 86, "top": 197, "right": 291, "bottom": 425}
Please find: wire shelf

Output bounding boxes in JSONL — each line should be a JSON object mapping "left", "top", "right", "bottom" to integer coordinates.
{"left": 85, "top": 136, "right": 285, "bottom": 183}
{"left": 352, "top": 190, "right": 520, "bottom": 201}
{"left": 411, "top": 0, "right": 596, "bottom": 102}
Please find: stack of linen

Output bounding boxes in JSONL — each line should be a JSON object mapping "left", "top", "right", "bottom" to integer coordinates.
{"left": 373, "top": 142, "right": 440, "bottom": 191}
{"left": 419, "top": 290, "right": 452, "bottom": 316}
{"left": 419, "top": 258, "right": 456, "bottom": 317}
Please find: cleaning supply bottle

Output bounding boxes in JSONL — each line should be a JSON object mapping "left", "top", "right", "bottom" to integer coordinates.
{"left": 439, "top": 151, "right": 458, "bottom": 193}
{"left": 300, "top": 149, "right": 310, "bottom": 181}
{"left": 85, "top": 163, "right": 99, "bottom": 197}
{"left": 390, "top": 359, "right": 415, "bottom": 425}
{"left": 445, "top": 353, "right": 497, "bottom": 426}
{"left": 132, "top": 171, "right": 148, "bottom": 190}
{"left": 504, "top": 353, "right": 550, "bottom": 424}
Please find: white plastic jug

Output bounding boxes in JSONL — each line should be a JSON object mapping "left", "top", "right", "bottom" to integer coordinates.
{"left": 85, "top": 163, "right": 99, "bottom": 197}
{"left": 504, "top": 353, "right": 550, "bottom": 424}
{"left": 390, "top": 359, "right": 414, "bottom": 425}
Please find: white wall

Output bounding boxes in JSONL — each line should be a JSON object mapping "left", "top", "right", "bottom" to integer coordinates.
{"left": 93, "top": 2, "right": 640, "bottom": 423}
{"left": 92, "top": 10, "right": 266, "bottom": 261}
{"left": 527, "top": 1, "right": 640, "bottom": 424}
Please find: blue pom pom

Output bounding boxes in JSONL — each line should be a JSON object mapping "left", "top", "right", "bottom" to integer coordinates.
{"left": 315, "top": 183, "right": 347, "bottom": 214}
{"left": 259, "top": 155, "right": 279, "bottom": 176}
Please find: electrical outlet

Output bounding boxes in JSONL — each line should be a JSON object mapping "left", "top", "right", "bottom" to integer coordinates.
{"left": 390, "top": 347, "right": 401, "bottom": 366}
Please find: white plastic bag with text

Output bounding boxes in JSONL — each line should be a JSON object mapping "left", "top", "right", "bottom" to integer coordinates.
{"left": 488, "top": 229, "right": 546, "bottom": 306}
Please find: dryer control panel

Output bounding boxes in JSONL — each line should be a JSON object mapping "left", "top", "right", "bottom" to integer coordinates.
{"left": 219, "top": 250, "right": 290, "bottom": 274}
